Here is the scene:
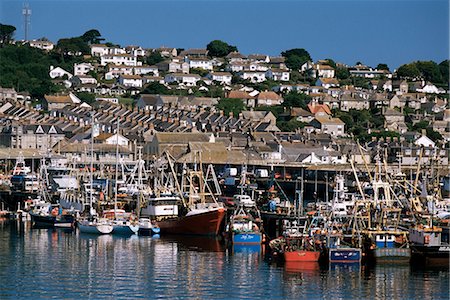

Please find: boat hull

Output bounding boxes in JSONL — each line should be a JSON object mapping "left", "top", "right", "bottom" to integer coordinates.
{"left": 410, "top": 245, "right": 450, "bottom": 262}
{"left": 157, "top": 208, "right": 226, "bottom": 236}
{"left": 112, "top": 225, "right": 139, "bottom": 235}
{"left": 78, "top": 222, "right": 113, "bottom": 234}
{"left": 30, "top": 213, "right": 74, "bottom": 228}
{"left": 329, "top": 248, "right": 362, "bottom": 263}
{"left": 284, "top": 250, "right": 321, "bottom": 262}
{"left": 374, "top": 248, "right": 411, "bottom": 262}
{"left": 232, "top": 232, "right": 262, "bottom": 245}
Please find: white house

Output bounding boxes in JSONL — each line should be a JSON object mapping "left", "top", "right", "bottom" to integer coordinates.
{"left": 239, "top": 71, "right": 266, "bottom": 83}
{"left": 164, "top": 73, "right": 201, "bottom": 86}
{"left": 118, "top": 75, "right": 144, "bottom": 88}
{"left": 315, "top": 64, "right": 335, "bottom": 78}
{"left": 133, "top": 65, "right": 159, "bottom": 76}
{"left": 101, "top": 54, "right": 138, "bottom": 66}
{"left": 185, "top": 57, "right": 213, "bottom": 71}
{"left": 414, "top": 135, "right": 435, "bottom": 148}
{"left": 105, "top": 64, "right": 134, "bottom": 79}
{"left": 416, "top": 82, "right": 446, "bottom": 94}
{"left": 28, "top": 39, "right": 54, "bottom": 51}
{"left": 266, "top": 69, "right": 290, "bottom": 81}
{"left": 95, "top": 133, "right": 129, "bottom": 147}
{"left": 49, "top": 66, "right": 73, "bottom": 79}
{"left": 74, "top": 63, "right": 95, "bottom": 76}
{"left": 91, "top": 44, "right": 110, "bottom": 57}
{"left": 206, "top": 72, "right": 232, "bottom": 85}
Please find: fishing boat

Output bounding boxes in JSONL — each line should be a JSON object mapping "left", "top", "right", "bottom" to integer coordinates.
{"left": 409, "top": 225, "right": 450, "bottom": 262}
{"left": 228, "top": 194, "right": 262, "bottom": 245}
{"left": 30, "top": 204, "right": 75, "bottom": 228}
{"left": 155, "top": 153, "right": 226, "bottom": 236}
{"left": 283, "top": 234, "right": 321, "bottom": 262}
{"left": 327, "top": 234, "right": 362, "bottom": 263}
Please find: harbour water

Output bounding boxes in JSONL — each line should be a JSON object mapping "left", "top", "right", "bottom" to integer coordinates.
{"left": 0, "top": 220, "right": 448, "bottom": 299}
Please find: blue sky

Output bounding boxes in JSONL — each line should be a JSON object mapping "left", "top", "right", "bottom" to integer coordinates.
{"left": 1, "top": 0, "right": 448, "bottom": 70}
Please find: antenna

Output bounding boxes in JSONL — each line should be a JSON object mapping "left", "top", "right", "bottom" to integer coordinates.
{"left": 22, "top": 3, "right": 31, "bottom": 41}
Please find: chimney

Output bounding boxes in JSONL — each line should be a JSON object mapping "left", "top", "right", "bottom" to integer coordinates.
{"left": 421, "top": 129, "right": 426, "bottom": 136}
{"left": 220, "top": 110, "right": 224, "bottom": 116}
{"left": 229, "top": 111, "right": 233, "bottom": 118}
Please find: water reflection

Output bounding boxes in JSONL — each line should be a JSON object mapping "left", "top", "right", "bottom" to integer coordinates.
{"left": 0, "top": 220, "right": 448, "bottom": 299}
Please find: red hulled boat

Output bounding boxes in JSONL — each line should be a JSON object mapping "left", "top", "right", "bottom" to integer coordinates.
{"left": 283, "top": 235, "right": 321, "bottom": 262}
{"left": 157, "top": 207, "right": 226, "bottom": 236}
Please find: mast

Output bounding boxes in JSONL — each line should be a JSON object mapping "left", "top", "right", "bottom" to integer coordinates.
{"left": 114, "top": 118, "right": 120, "bottom": 219}
{"left": 137, "top": 146, "right": 143, "bottom": 219}
{"left": 89, "top": 112, "right": 95, "bottom": 215}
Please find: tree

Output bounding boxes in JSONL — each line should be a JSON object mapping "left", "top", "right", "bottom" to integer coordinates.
{"left": 336, "top": 66, "right": 350, "bottom": 80}
{"left": 439, "top": 60, "right": 449, "bottom": 84}
{"left": 376, "top": 63, "right": 390, "bottom": 71}
{"left": 141, "top": 82, "right": 170, "bottom": 95}
{"left": 206, "top": 40, "right": 237, "bottom": 57}
{"left": 56, "top": 37, "right": 90, "bottom": 56}
{"left": 81, "top": 29, "right": 104, "bottom": 45}
{"left": 282, "top": 91, "right": 311, "bottom": 109}
{"left": 0, "top": 24, "right": 16, "bottom": 46}
{"left": 324, "top": 58, "right": 336, "bottom": 69}
{"left": 281, "top": 48, "right": 312, "bottom": 70}
{"left": 397, "top": 63, "right": 420, "bottom": 79}
{"left": 216, "top": 98, "right": 245, "bottom": 116}
{"left": 146, "top": 52, "right": 164, "bottom": 66}
{"left": 277, "top": 119, "right": 306, "bottom": 132}
{"left": 76, "top": 92, "right": 96, "bottom": 104}
{"left": 416, "top": 61, "right": 442, "bottom": 83}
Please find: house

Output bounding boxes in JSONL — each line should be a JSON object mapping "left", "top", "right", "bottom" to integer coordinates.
{"left": 49, "top": 66, "right": 73, "bottom": 79}
{"left": 227, "top": 90, "right": 256, "bottom": 107}
{"left": 414, "top": 135, "right": 436, "bottom": 148}
{"left": 266, "top": 69, "right": 290, "bottom": 81}
{"left": 118, "top": 75, "right": 144, "bottom": 88}
{"left": 257, "top": 91, "right": 283, "bottom": 106}
{"left": 164, "top": 73, "right": 201, "bottom": 86}
{"left": 74, "top": 63, "right": 95, "bottom": 76}
{"left": 226, "top": 51, "right": 246, "bottom": 62}
{"left": 310, "top": 116, "right": 345, "bottom": 137}
{"left": 105, "top": 64, "right": 134, "bottom": 79}
{"left": 43, "top": 95, "right": 74, "bottom": 110}
{"left": 100, "top": 54, "right": 138, "bottom": 66}
{"left": 0, "top": 87, "right": 17, "bottom": 101}
{"left": 300, "top": 61, "right": 314, "bottom": 72}
{"left": 70, "top": 75, "right": 98, "bottom": 87}
{"left": 307, "top": 102, "right": 332, "bottom": 116}
{"left": 0, "top": 124, "right": 65, "bottom": 150}
{"left": 133, "top": 65, "right": 159, "bottom": 76}
{"left": 206, "top": 72, "right": 232, "bottom": 85}
{"left": 247, "top": 54, "right": 270, "bottom": 63}
{"left": 28, "top": 39, "right": 54, "bottom": 51}
{"left": 154, "top": 47, "right": 178, "bottom": 57}
{"left": 314, "top": 64, "right": 335, "bottom": 78}
{"left": 156, "top": 59, "right": 190, "bottom": 74}
{"left": 349, "top": 66, "right": 392, "bottom": 78}
{"left": 91, "top": 44, "right": 110, "bottom": 57}
{"left": 389, "top": 95, "right": 405, "bottom": 109}
{"left": 316, "top": 78, "right": 339, "bottom": 89}
{"left": 416, "top": 82, "right": 446, "bottom": 94}
{"left": 94, "top": 133, "right": 129, "bottom": 147}
{"left": 239, "top": 71, "right": 266, "bottom": 83}
{"left": 136, "top": 94, "right": 164, "bottom": 111}
{"left": 290, "top": 107, "right": 314, "bottom": 123}
{"left": 185, "top": 57, "right": 213, "bottom": 71}
{"left": 179, "top": 49, "right": 209, "bottom": 58}
{"left": 145, "top": 132, "right": 214, "bottom": 157}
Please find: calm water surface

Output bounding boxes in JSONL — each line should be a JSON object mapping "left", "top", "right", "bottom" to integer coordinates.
{"left": 0, "top": 220, "right": 448, "bottom": 299}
